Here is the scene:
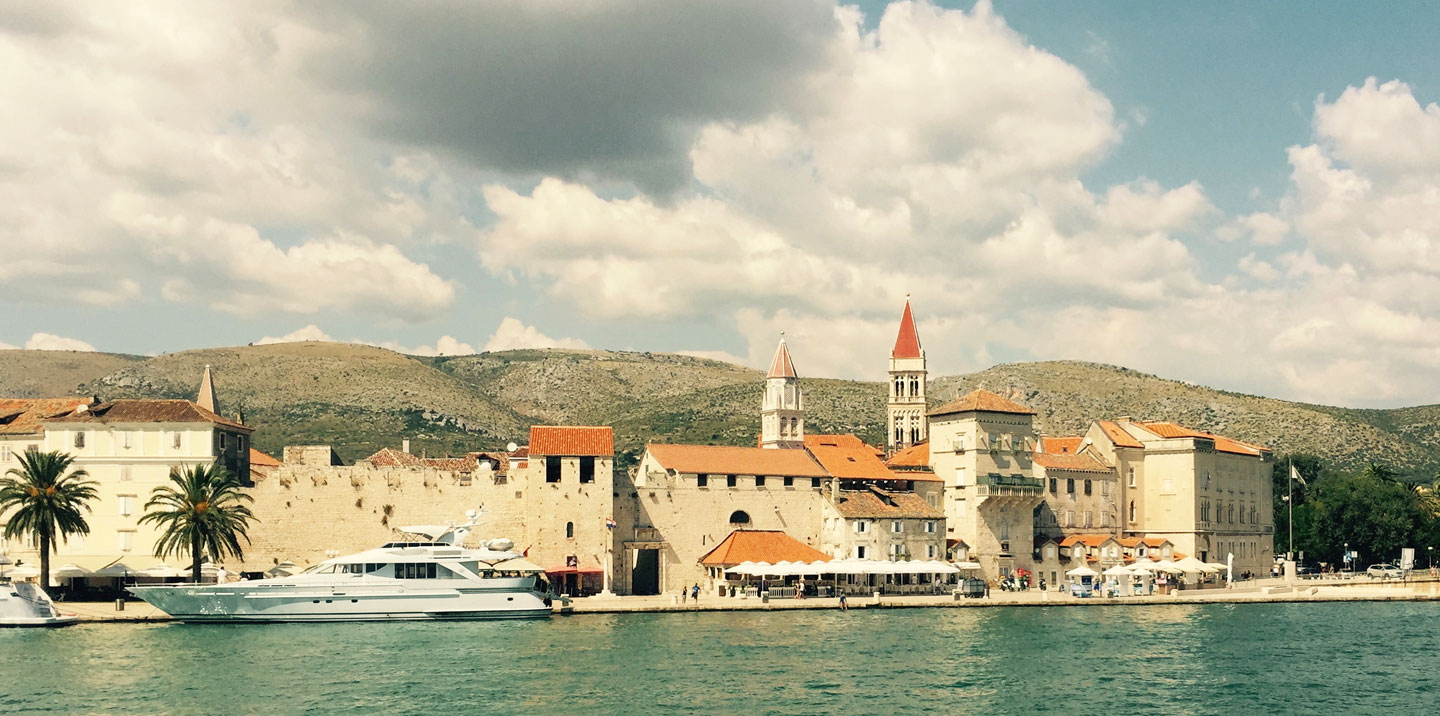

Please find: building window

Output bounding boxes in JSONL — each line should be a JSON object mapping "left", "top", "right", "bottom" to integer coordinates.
{"left": 1129, "top": 500, "right": 1136, "bottom": 523}
{"left": 74, "top": 432, "right": 86, "bottom": 448}
{"left": 953, "top": 436, "right": 965, "bottom": 452}
{"left": 565, "top": 522, "right": 574, "bottom": 539}
{"left": 954, "top": 467, "right": 967, "bottom": 487}
{"left": 118, "top": 531, "right": 135, "bottom": 553}
{"left": 118, "top": 495, "right": 136, "bottom": 517}
{"left": 1101, "top": 481, "right": 1111, "bottom": 497}
{"left": 1049, "top": 478, "right": 1057, "bottom": 494}
{"left": 172, "top": 432, "right": 182, "bottom": 449}
{"left": 1065, "top": 510, "right": 1075, "bottom": 527}
{"left": 891, "top": 520, "right": 903, "bottom": 534}
{"left": 783, "top": 476, "right": 794, "bottom": 487}
{"left": 0, "top": 444, "right": 10, "bottom": 462}
{"left": 219, "top": 433, "right": 228, "bottom": 450}
{"left": 1083, "top": 511, "right": 1093, "bottom": 528}
{"left": 856, "top": 545, "right": 867, "bottom": 559}
{"left": 1066, "top": 479, "right": 1075, "bottom": 494}
{"left": 697, "top": 474, "right": 709, "bottom": 488}
{"left": 123, "top": 432, "right": 133, "bottom": 449}
{"left": 927, "top": 545, "right": 937, "bottom": 559}
{"left": 726, "top": 474, "right": 737, "bottom": 488}
{"left": 579, "top": 456, "right": 595, "bottom": 483}
{"left": 1084, "top": 479, "right": 1092, "bottom": 496}
{"left": 855, "top": 520, "right": 869, "bottom": 534}
{"left": 890, "top": 543, "right": 904, "bottom": 558}
{"left": 811, "top": 477, "right": 821, "bottom": 489}
{"left": 924, "top": 521, "right": 936, "bottom": 534}
{"left": 1128, "top": 467, "right": 1135, "bottom": 487}
{"left": 729, "top": 510, "right": 751, "bottom": 525}
{"left": 755, "top": 475, "right": 766, "bottom": 488}
{"left": 545, "top": 457, "right": 562, "bottom": 483}
{"left": 999, "top": 540, "right": 1010, "bottom": 554}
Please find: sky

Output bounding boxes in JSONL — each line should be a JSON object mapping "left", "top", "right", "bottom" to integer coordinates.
{"left": 3, "top": 1, "right": 1440, "bottom": 409}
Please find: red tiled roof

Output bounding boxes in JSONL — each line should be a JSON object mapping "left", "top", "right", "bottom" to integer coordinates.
{"left": 45, "top": 399, "right": 251, "bottom": 432}
{"left": 249, "top": 448, "right": 281, "bottom": 468}
{"left": 1097, "top": 421, "right": 1144, "bottom": 449}
{"left": 1060, "top": 534, "right": 1119, "bottom": 548}
{"left": 806, "top": 434, "right": 936, "bottom": 481}
{"left": 830, "top": 487, "right": 944, "bottom": 519}
{"left": 699, "top": 530, "right": 831, "bottom": 566}
{"left": 1033, "top": 451, "right": 1112, "bottom": 474}
{"left": 886, "top": 441, "right": 932, "bottom": 470}
{"left": 1040, "top": 436, "right": 1084, "bottom": 454}
{"left": 0, "top": 398, "right": 95, "bottom": 435}
{"left": 529, "top": 426, "right": 613, "bottom": 456}
{"left": 1117, "top": 537, "right": 1173, "bottom": 549}
{"left": 767, "top": 339, "right": 798, "bottom": 379}
{"left": 891, "top": 300, "right": 922, "bottom": 359}
{"left": 929, "top": 389, "right": 1035, "bottom": 417}
{"left": 1131, "top": 421, "right": 1269, "bottom": 456}
{"left": 646, "top": 443, "right": 828, "bottom": 478}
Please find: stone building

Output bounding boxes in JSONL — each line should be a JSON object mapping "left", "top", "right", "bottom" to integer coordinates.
{"left": 1032, "top": 436, "right": 1120, "bottom": 545}
{"left": 0, "top": 371, "right": 253, "bottom": 573}
{"left": 926, "top": 389, "right": 1044, "bottom": 579}
{"left": 760, "top": 337, "right": 804, "bottom": 449}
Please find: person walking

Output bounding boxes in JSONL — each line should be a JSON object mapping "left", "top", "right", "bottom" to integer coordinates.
{"left": 680, "top": 586, "right": 687, "bottom": 605}
{"left": 691, "top": 583, "right": 700, "bottom": 604}
{"left": 838, "top": 592, "right": 848, "bottom": 611}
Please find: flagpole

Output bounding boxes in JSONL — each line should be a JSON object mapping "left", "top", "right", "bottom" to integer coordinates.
{"left": 1288, "top": 458, "right": 1294, "bottom": 561}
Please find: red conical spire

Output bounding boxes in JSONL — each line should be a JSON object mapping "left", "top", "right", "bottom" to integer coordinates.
{"left": 767, "top": 336, "right": 798, "bottom": 378}
{"left": 891, "top": 300, "right": 922, "bottom": 359}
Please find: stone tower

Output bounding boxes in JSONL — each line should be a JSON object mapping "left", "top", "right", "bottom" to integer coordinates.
{"left": 760, "top": 336, "right": 804, "bottom": 449}
{"left": 887, "top": 299, "right": 927, "bottom": 454}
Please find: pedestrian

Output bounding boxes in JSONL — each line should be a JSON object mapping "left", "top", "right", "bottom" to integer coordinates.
{"left": 838, "top": 592, "right": 848, "bottom": 611}
{"left": 1039, "top": 577, "right": 1047, "bottom": 592}
{"left": 691, "top": 583, "right": 700, "bottom": 603}
{"left": 796, "top": 579, "right": 805, "bottom": 599}
{"left": 680, "top": 586, "right": 687, "bottom": 605}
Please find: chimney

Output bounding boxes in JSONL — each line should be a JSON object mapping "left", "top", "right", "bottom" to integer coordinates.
{"left": 829, "top": 477, "right": 839, "bottom": 502}
{"left": 402, "top": 438, "right": 411, "bottom": 454}
{"left": 1116, "top": 416, "right": 1132, "bottom": 423}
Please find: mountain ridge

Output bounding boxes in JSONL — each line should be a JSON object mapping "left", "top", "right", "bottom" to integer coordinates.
{"left": 2, "top": 344, "right": 1435, "bottom": 476}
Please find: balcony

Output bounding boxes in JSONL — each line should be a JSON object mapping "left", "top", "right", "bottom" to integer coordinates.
{"left": 975, "top": 473, "right": 1044, "bottom": 501}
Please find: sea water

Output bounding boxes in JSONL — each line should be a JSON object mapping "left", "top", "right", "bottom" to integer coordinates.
{"left": 2, "top": 602, "right": 1437, "bottom": 715}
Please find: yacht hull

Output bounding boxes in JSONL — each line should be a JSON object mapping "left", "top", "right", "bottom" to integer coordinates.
{"left": 130, "top": 584, "right": 552, "bottom": 623}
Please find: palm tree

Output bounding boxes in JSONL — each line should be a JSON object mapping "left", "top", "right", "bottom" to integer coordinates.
{"left": 140, "top": 463, "right": 254, "bottom": 583}
{"left": 0, "top": 449, "right": 98, "bottom": 594}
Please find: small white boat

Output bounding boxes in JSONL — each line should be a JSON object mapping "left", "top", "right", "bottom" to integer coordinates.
{"left": 129, "top": 512, "right": 553, "bottom": 623}
{"left": 1, "top": 579, "right": 80, "bottom": 628}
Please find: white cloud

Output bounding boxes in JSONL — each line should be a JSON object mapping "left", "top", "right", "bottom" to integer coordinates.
{"left": 255, "top": 325, "right": 334, "bottom": 345}
{"left": 371, "top": 335, "right": 476, "bottom": 357}
{"left": 22, "top": 332, "right": 96, "bottom": 352}
{"left": 0, "top": 340, "right": 17, "bottom": 350}
{"left": 482, "top": 318, "right": 590, "bottom": 353}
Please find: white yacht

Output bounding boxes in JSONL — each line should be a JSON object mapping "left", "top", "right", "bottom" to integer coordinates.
{"left": 129, "top": 512, "right": 553, "bottom": 623}
{"left": 1, "top": 579, "right": 79, "bottom": 628}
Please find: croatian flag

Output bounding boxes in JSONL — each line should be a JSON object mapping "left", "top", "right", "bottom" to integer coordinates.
{"left": 605, "top": 517, "right": 617, "bottom": 529}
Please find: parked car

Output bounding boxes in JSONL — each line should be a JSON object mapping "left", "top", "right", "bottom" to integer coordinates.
{"left": 1366, "top": 564, "right": 1403, "bottom": 579}
{"left": 1296, "top": 563, "right": 1322, "bottom": 577}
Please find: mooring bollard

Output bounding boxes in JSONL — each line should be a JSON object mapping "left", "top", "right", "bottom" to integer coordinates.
{"left": 115, "top": 599, "right": 125, "bottom": 612}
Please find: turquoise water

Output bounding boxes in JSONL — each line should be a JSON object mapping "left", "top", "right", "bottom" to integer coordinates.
{"left": 3, "top": 603, "right": 1437, "bottom": 715}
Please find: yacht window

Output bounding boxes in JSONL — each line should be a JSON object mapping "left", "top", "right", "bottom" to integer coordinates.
{"left": 396, "top": 563, "right": 439, "bottom": 579}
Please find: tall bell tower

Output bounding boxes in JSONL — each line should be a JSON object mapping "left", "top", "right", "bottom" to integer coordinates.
{"left": 887, "top": 299, "right": 927, "bottom": 454}
{"left": 761, "top": 336, "right": 804, "bottom": 449}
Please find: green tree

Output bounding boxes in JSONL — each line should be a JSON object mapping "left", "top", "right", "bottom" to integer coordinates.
{"left": 0, "top": 449, "right": 99, "bottom": 594}
{"left": 1309, "top": 472, "right": 1426, "bottom": 566}
{"left": 140, "top": 464, "right": 255, "bottom": 583}
{"left": 1271, "top": 454, "right": 1325, "bottom": 556}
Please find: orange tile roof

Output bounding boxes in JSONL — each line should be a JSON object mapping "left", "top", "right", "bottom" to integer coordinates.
{"left": 249, "top": 448, "right": 282, "bottom": 468}
{"left": 929, "top": 389, "right": 1035, "bottom": 417}
{"left": 1131, "top": 421, "right": 1269, "bottom": 456}
{"left": 767, "top": 339, "right": 798, "bottom": 379}
{"left": 829, "top": 487, "right": 944, "bottom": 519}
{"left": 1040, "top": 436, "right": 1084, "bottom": 454}
{"left": 1059, "top": 534, "right": 1120, "bottom": 548}
{"left": 0, "top": 398, "right": 95, "bottom": 435}
{"left": 806, "top": 435, "right": 935, "bottom": 481}
{"left": 1118, "top": 537, "right": 1173, "bottom": 549}
{"left": 804, "top": 434, "right": 868, "bottom": 449}
{"left": 1033, "top": 451, "right": 1112, "bottom": 474}
{"left": 529, "top": 426, "right": 613, "bottom": 456}
{"left": 45, "top": 399, "right": 251, "bottom": 431}
{"left": 886, "top": 441, "right": 932, "bottom": 469}
{"left": 699, "top": 530, "right": 831, "bottom": 566}
{"left": 646, "top": 443, "right": 828, "bottom": 478}
{"left": 1096, "top": 421, "right": 1144, "bottom": 449}
{"left": 891, "top": 300, "right": 922, "bottom": 359}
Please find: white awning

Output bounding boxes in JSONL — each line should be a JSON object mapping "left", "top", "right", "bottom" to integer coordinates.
{"left": 1102, "top": 564, "right": 1133, "bottom": 576}
{"left": 1066, "top": 566, "right": 1099, "bottom": 577}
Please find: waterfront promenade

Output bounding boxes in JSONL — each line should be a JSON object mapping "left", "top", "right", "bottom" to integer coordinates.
{"left": 56, "top": 576, "right": 1440, "bottom": 622}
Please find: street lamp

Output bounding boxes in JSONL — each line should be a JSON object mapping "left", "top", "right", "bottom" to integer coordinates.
{"left": 1344, "top": 542, "right": 1349, "bottom": 573}
{"left": 1428, "top": 546, "right": 1433, "bottom": 570}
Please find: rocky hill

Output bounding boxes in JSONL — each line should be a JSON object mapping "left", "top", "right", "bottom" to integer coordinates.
{"left": 2, "top": 344, "right": 1437, "bottom": 476}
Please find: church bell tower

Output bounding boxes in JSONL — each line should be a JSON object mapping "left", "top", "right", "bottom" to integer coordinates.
{"left": 887, "top": 299, "right": 927, "bottom": 454}
{"left": 761, "top": 336, "right": 804, "bottom": 449}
